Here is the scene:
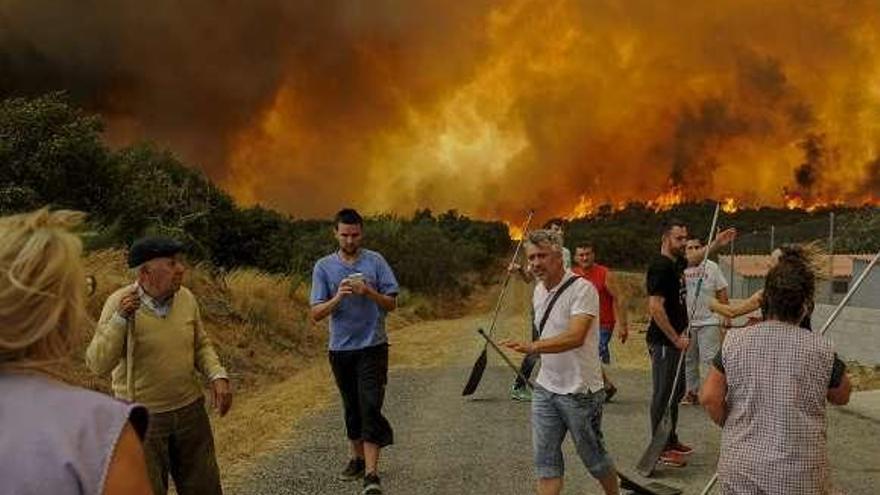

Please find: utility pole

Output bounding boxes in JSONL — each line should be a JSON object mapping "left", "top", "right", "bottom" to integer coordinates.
{"left": 828, "top": 212, "right": 835, "bottom": 303}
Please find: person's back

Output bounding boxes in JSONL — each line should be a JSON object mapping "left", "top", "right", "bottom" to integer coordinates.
{"left": 0, "top": 208, "right": 153, "bottom": 495}
{"left": 0, "top": 372, "right": 148, "bottom": 495}
{"left": 719, "top": 320, "right": 834, "bottom": 493}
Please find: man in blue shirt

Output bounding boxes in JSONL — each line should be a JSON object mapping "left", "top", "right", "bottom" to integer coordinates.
{"left": 310, "top": 208, "right": 399, "bottom": 495}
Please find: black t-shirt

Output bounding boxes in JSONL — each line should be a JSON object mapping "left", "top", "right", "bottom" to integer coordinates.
{"left": 646, "top": 254, "right": 688, "bottom": 346}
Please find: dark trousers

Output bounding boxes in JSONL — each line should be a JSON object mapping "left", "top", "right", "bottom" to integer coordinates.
{"left": 515, "top": 321, "right": 540, "bottom": 389}
{"left": 143, "top": 398, "right": 222, "bottom": 495}
{"left": 649, "top": 344, "right": 685, "bottom": 447}
{"left": 329, "top": 343, "right": 394, "bottom": 448}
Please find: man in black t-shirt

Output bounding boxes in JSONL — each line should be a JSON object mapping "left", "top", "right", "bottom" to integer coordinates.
{"left": 645, "top": 218, "right": 735, "bottom": 468}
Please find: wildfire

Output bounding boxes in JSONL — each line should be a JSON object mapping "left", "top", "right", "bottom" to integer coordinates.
{"left": 7, "top": 0, "right": 879, "bottom": 220}
{"left": 646, "top": 185, "right": 685, "bottom": 212}
{"left": 507, "top": 223, "right": 524, "bottom": 241}
{"left": 565, "top": 195, "right": 597, "bottom": 220}
{"left": 721, "top": 197, "right": 739, "bottom": 214}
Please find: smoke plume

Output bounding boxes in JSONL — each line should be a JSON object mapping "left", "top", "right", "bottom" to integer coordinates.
{"left": 2, "top": 0, "right": 879, "bottom": 220}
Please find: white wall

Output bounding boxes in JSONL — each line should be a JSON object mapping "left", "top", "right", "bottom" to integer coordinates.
{"left": 813, "top": 303, "right": 880, "bottom": 365}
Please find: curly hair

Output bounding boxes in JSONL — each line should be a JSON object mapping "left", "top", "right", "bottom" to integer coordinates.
{"left": 763, "top": 256, "right": 816, "bottom": 324}
{"left": 0, "top": 208, "right": 89, "bottom": 370}
{"left": 771, "top": 242, "right": 829, "bottom": 280}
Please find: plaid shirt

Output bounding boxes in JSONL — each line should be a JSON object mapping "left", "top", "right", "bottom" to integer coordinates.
{"left": 718, "top": 320, "right": 835, "bottom": 494}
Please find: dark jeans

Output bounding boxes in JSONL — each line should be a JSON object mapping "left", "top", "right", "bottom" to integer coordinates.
{"left": 143, "top": 398, "right": 222, "bottom": 495}
{"left": 649, "top": 343, "right": 685, "bottom": 447}
{"left": 515, "top": 321, "right": 540, "bottom": 389}
{"left": 329, "top": 343, "right": 394, "bottom": 448}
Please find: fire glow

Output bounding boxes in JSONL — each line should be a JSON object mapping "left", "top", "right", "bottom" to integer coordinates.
{"left": 4, "top": 1, "right": 879, "bottom": 222}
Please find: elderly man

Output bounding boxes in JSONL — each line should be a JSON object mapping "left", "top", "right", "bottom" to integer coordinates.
{"left": 503, "top": 229, "right": 619, "bottom": 495}
{"left": 311, "top": 208, "right": 400, "bottom": 495}
{"left": 87, "top": 237, "right": 232, "bottom": 495}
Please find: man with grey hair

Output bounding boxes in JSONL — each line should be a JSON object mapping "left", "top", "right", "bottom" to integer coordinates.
{"left": 87, "top": 237, "right": 231, "bottom": 495}
{"left": 502, "top": 229, "right": 619, "bottom": 495}
{"left": 507, "top": 219, "right": 572, "bottom": 401}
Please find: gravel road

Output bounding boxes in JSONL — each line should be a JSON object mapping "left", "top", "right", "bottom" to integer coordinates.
{"left": 232, "top": 361, "right": 879, "bottom": 494}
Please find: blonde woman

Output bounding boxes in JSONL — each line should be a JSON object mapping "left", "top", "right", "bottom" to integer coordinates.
{"left": 0, "top": 208, "right": 152, "bottom": 495}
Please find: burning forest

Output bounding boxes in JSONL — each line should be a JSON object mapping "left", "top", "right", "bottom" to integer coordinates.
{"left": 2, "top": 0, "right": 880, "bottom": 222}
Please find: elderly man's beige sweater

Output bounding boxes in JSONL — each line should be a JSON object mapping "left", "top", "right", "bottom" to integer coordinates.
{"left": 86, "top": 284, "right": 227, "bottom": 413}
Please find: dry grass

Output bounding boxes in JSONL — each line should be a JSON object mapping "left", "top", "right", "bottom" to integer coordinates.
{"left": 64, "top": 249, "right": 491, "bottom": 487}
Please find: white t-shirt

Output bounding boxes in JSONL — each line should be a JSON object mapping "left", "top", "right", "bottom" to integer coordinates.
{"left": 533, "top": 271, "right": 604, "bottom": 394}
{"left": 684, "top": 260, "right": 729, "bottom": 326}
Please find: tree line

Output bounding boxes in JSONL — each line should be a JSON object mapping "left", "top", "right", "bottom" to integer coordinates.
{"left": 0, "top": 93, "right": 509, "bottom": 295}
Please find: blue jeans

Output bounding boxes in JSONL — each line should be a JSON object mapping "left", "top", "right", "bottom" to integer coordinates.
{"left": 598, "top": 326, "right": 613, "bottom": 364}
{"left": 531, "top": 385, "right": 614, "bottom": 480}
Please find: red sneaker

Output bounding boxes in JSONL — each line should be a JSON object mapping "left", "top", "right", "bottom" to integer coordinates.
{"left": 667, "top": 441, "right": 694, "bottom": 456}
{"left": 679, "top": 391, "right": 699, "bottom": 405}
{"left": 658, "top": 450, "right": 688, "bottom": 468}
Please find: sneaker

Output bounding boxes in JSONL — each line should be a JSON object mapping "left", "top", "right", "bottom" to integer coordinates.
{"left": 510, "top": 384, "right": 532, "bottom": 402}
{"left": 658, "top": 450, "right": 688, "bottom": 468}
{"left": 680, "top": 391, "right": 699, "bottom": 405}
{"left": 667, "top": 441, "right": 694, "bottom": 456}
{"left": 362, "top": 473, "right": 383, "bottom": 495}
{"left": 604, "top": 384, "right": 617, "bottom": 403}
{"left": 339, "top": 458, "right": 365, "bottom": 481}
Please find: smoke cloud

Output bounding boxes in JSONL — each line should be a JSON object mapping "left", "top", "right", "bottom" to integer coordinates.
{"left": 2, "top": 0, "right": 879, "bottom": 220}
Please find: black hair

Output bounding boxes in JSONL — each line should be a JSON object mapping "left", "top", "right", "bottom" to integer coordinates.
{"left": 763, "top": 258, "right": 815, "bottom": 323}
{"left": 334, "top": 208, "right": 363, "bottom": 226}
{"left": 575, "top": 240, "right": 595, "bottom": 251}
{"left": 661, "top": 217, "right": 687, "bottom": 236}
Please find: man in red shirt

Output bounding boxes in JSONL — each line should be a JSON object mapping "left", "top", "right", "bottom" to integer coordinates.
{"left": 572, "top": 242, "right": 629, "bottom": 401}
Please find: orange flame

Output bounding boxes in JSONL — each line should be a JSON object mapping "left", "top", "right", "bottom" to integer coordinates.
{"left": 565, "top": 195, "right": 597, "bottom": 220}
{"left": 721, "top": 197, "right": 739, "bottom": 214}
{"left": 507, "top": 223, "right": 524, "bottom": 240}
{"left": 117, "top": 0, "right": 878, "bottom": 221}
{"left": 646, "top": 185, "right": 685, "bottom": 212}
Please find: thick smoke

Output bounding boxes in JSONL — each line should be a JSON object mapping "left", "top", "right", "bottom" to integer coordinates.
{"left": 2, "top": 0, "right": 879, "bottom": 219}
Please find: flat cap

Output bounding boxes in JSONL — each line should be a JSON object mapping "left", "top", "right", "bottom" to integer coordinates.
{"left": 128, "top": 237, "right": 185, "bottom": 268}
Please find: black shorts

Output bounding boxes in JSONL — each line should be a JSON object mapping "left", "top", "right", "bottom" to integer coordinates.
{"left": 328, "top": 343, "right": 394, "bottom": 448}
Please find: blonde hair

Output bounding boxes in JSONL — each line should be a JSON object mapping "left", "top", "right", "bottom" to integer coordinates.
{"left": 0, "top": 208, "right": 89, "bottom": 370}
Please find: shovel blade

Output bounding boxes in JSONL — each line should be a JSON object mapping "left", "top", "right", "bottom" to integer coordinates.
{"left": 635, "top": 413, "right": 672, "bottom": 477}
{"left": 618, "top": 471, "right": 682, "bottom": 495}
{"left": 461, "top": 347, "right": 488, "bottom": 396}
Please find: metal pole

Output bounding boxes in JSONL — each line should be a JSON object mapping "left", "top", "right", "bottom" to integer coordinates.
{"left": 770, "top": 225, "right": 775, "bottom": 252}
{"left": 828, "top": 212, "right": 835, "bottom": 303}
{"left": 728, "top": 237, "right": 735, "bottom": 297}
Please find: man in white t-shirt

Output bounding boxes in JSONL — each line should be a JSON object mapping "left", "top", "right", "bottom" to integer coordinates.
{"left": 502, "top": 229, "right": 619, "bottom": 495}
{"left": 681, "top": 237, "right": 729, "bottom": 405}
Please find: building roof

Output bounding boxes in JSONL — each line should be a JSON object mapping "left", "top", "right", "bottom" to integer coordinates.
{"left": 718, "top": 254, "right": 874, "bottom": 279}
